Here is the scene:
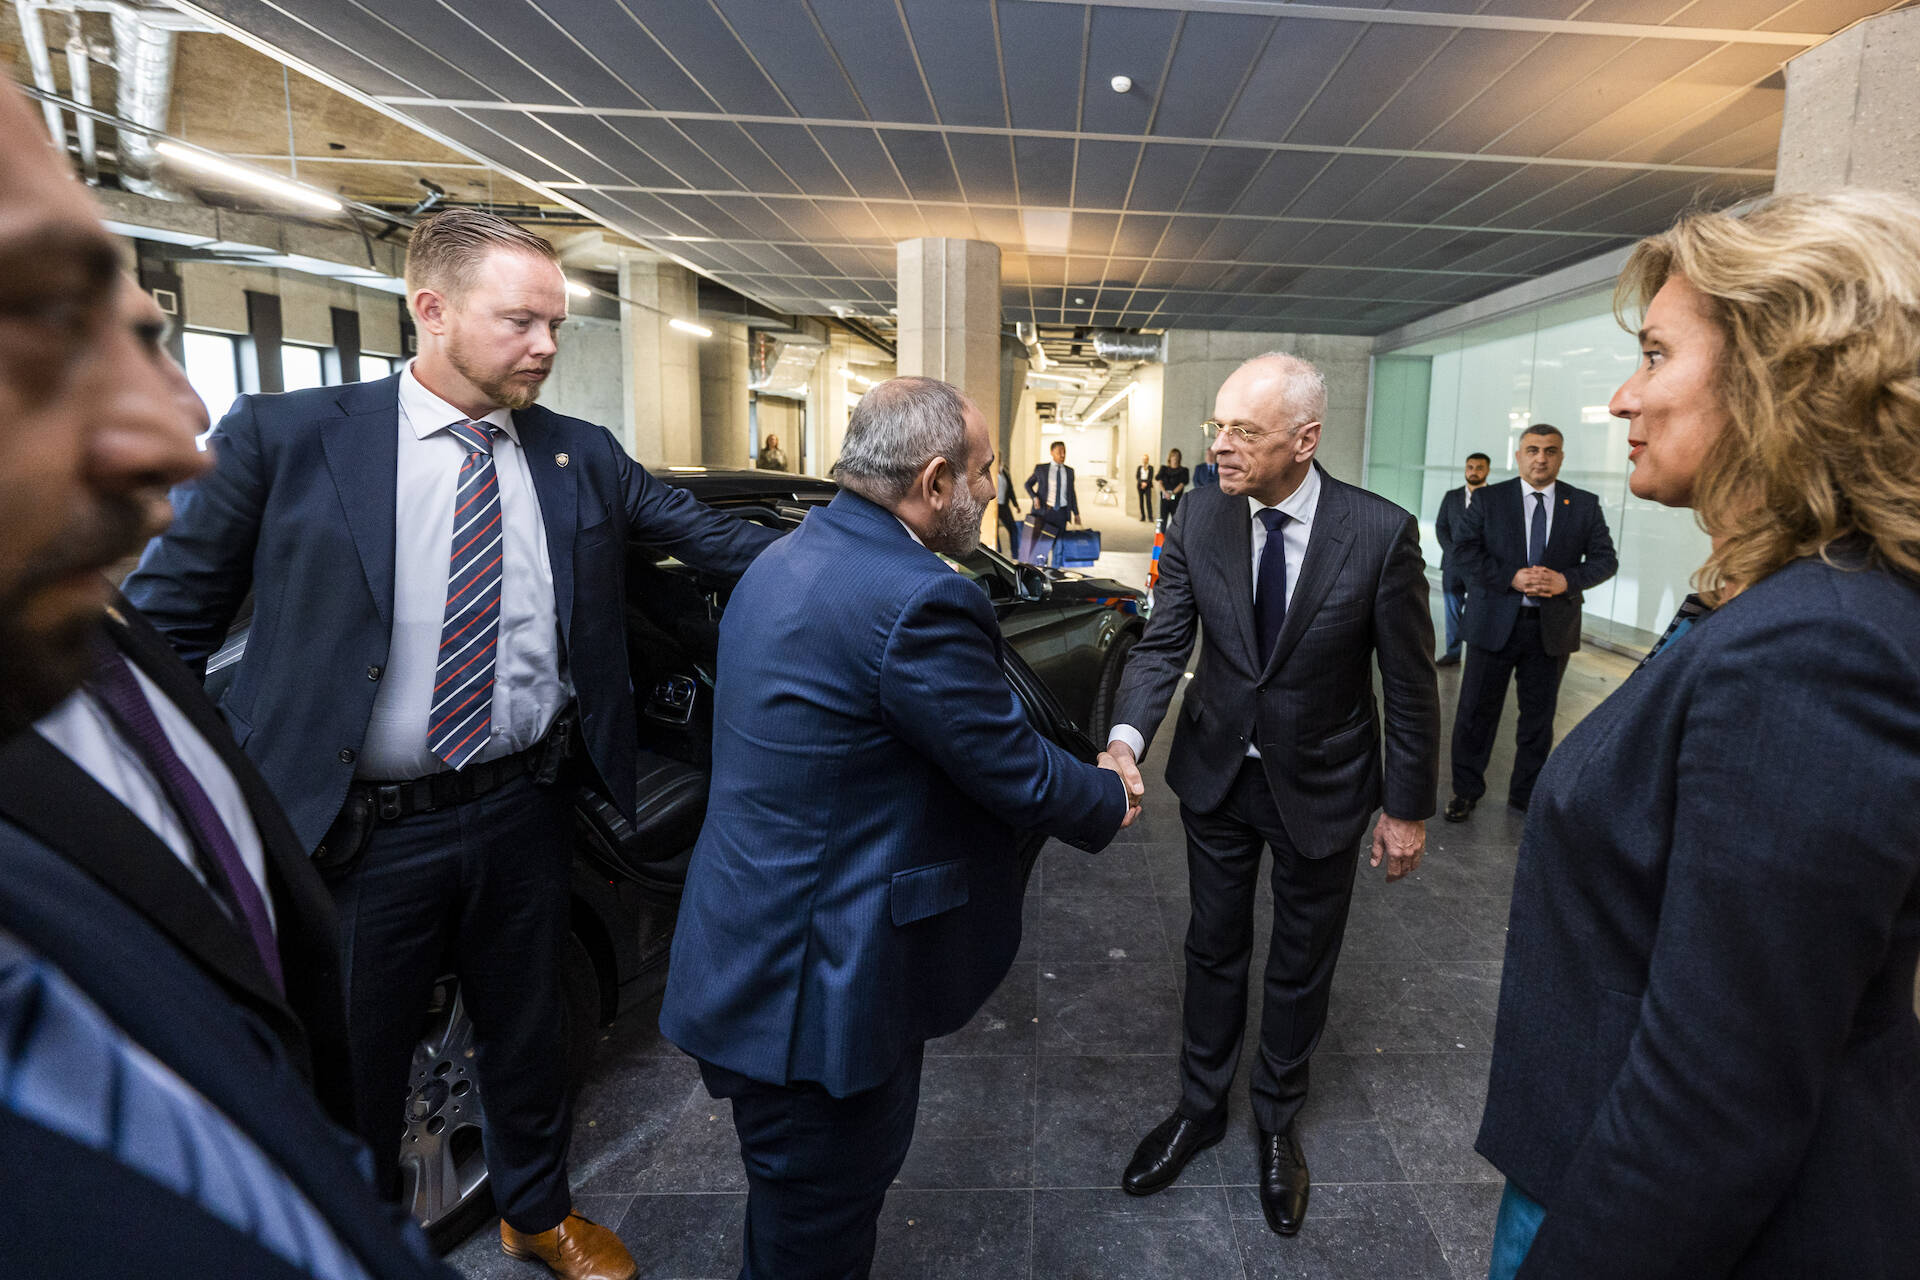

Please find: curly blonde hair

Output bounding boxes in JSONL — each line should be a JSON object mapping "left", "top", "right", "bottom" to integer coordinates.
{"left": 1615, "top": 189, "right": 1920, "bottom": 603}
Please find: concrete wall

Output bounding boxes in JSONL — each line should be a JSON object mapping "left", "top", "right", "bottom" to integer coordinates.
{"left": 543, "top": 314, "right": 625, "bottom": 432}
{"left": 1162, "top": 331, "right": 1373, "bottom": 483}
{"left": 1776, "top": 5, "right": 1920, "bottom": 199}
{"left": 619, "top": 257, "right": 702, "bottom": 467}
{"left": 700, "top": 319, "right": 752, "bottom": 469}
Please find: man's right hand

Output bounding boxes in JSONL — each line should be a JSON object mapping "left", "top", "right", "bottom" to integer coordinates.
{"left": 1096, "top": 749, "right": 1144, "bottom": 829}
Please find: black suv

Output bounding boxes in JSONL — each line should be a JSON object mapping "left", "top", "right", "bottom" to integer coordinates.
{"left": 207, "top": 468, "right": 1147, "bottom": 1247}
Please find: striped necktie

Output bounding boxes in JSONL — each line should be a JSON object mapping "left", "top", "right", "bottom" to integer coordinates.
{"left": 430, "top": 419, "right": 504, "bottom": 771}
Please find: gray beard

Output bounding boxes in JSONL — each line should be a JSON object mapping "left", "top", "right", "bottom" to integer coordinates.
{"left": 928, "top": 486, "right": 987, "bottom": 559}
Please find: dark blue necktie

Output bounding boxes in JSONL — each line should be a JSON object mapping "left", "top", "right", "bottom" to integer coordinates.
{"left": 1256, "top": 508, "right": 1291, "bottom": 663}
{"left": 1527, "top": 491, "right": 1547, "bottom": 566}
{"left": 432, "top": 420, "right": 504, "bottom": 771}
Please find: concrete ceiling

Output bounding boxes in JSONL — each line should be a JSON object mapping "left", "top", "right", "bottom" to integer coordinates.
{"left": 20, "top": 1, "right": 1913, "bottom": 336}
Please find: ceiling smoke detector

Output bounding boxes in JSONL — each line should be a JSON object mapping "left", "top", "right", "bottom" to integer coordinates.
{"left": 1110, "top": 75, "right": 1132, "bottom": 94}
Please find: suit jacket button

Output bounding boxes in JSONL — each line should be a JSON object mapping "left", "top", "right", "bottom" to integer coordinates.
{"left": 338, "top": 748, "right": 356, "bottom": 764}
{"left": 367, "top": 666, "right": 382, "bottom": 680}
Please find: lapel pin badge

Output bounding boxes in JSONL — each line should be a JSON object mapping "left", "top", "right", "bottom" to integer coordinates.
{"left": 555, "top": 452, "right": 570, "bottom": 468}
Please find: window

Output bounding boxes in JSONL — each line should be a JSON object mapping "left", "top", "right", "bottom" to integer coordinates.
{"left": 181, "top": 330, "right": 240, "bottom": 444}
{"left": 280, "top": 344, "right": 325, "bottom": 392}
{"left": 358, "top": 353, "right": 394, "bottom": 381}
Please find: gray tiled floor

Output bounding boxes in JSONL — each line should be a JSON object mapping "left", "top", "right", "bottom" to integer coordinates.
{"left": 451, "top": 632, "right": 1641, "bottom": 1280}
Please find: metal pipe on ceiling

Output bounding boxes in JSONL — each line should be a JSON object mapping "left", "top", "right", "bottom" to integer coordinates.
{"left": 1091, "top": 331, "right": 1164, "bottom": 363}
{"left": 11, "top": 1, "right": 66, "bottom": 146}
{"left": 63, "top": 9, "right": 98, "bottom": 182}
{"left": 110, "top": 4, "right": 184, "bottom": 199}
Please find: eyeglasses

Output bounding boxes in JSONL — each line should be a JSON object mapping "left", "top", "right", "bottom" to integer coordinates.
{"left": 1203, "top": 418, "right": 1315, "bottom": 445}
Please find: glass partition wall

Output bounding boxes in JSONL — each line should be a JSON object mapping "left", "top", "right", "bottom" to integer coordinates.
{"left": 1367, "top": 287, "right": 1711, "bottom": 655}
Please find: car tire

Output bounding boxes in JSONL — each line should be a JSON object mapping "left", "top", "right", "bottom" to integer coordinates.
{"left": 407, "top": 931, "right": 605, "bottom": 1254}
{"left": 1088, "top": 628, "right": 1140, "bottom": 741}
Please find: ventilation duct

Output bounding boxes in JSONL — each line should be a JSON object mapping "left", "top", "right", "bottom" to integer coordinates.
{"left": 748, "top": 330, "right": 824, "bottom": 399}
{"left": 111, "top": 6, "right": 186, "bottom": 200}
{"left": 1091, "top": 330, "right": 1164, "bottom": 363}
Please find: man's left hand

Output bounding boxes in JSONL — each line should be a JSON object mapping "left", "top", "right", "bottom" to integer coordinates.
{"left": 1523, "top": 568, "right": 1568, "bottom": 598}
{"left": 1370, "top": 815, "right": 1425, "bottom": 882}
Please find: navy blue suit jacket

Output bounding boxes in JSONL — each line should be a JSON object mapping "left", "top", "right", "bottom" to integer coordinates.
{"left": 1451, "top": 476, "right": 1617, "bottom": 657}
{"left": 1477, "top": 552, "right": 1920, "bottom": 1277}
{"left": 659, "top": 492, "right": 1127, "bottom": 1095}
{"left": 122, "top": 374, "right": 777, "bottom": 848}
{"left": 1024, "top": 462, "right": 1079, "bottom": 524}
{"left": 0, "top": 821, "right": 452, "bottom": 1279}
{"left": 1433, "top": 485, "right": 1470, "bottom": 595}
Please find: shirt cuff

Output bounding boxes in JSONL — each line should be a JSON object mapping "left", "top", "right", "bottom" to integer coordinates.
{"left": 1107, "top": 724, "right": 1146, "bottom": 759}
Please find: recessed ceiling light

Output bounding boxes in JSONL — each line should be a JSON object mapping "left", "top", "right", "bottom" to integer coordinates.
{"left": 1074, "top": 296, "right": 1087, "bottom": 305}
{"left": 1110, "top": 75, "right": 1132, "bottom": 93}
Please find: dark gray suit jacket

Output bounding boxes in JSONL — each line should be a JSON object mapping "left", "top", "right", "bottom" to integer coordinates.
{"left": 1113, "top": 467, "right": 1440, "bottom": 857}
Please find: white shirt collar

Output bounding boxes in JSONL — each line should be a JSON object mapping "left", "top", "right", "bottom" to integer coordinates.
{"left": 894, "top": 516, "right": 926, "bottom": 548}
{"left": 1524, "top": 479, "right": 1556, "bottom": 502}
{"left": 1247, "top": 463, "right": 1321, "bottom": 528}
{"left": 399, "top": 362, "right": 518, "bottom": 443}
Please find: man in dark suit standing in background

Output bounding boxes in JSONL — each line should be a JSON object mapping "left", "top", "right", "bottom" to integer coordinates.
{"left": 662, "top": 377, "right": 1136, "bottom": 1279}
{"left": 125, "top": 210, "right": 778, "bottom": 1280}
{"left": 0, "top": 78, "right": 450, "bottom": 1278}
{"left": 1023, "top": 438, "right": 1080, "bottom": 560}
{"left": 1443, "top": 425, "right": 1616, "bottom": 821}
{"left": 1104, "top": 354, "right": 1439, "bottom": 1237}
{"left": 1432, "top": 451, "right": 1491, "bottom": 666}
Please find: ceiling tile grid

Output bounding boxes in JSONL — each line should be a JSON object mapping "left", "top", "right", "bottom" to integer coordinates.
{"left": 176, "top": 0, "right": 1899, "bottom": 334}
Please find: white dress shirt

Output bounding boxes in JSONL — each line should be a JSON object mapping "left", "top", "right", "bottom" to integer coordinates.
{"left": 1520, "top": 481, "right": 1556, "bottom": 609}
{"left": 1109, "top": 466, "right": 1322, "bottom": 762}
{"left": 357, "top": 364, "right": 570, "bottom": 779}
{"left": 1048, "top": 462, "right": 1065, "bottom": 509}
{"left": 36, "top": 667, "right": 275, "bottom": 931}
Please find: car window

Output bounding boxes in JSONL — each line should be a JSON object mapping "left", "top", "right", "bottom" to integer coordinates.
{"left": 939, "top": 545, "right": 1014, "bottom": 602}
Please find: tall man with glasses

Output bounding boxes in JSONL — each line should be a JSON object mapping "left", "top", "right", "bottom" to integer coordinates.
{"left": 1442, "top": 425, "right": 1616, "bottom": 821}
{"left": 1102, "top": 354, "right": 1439, "bottom": 1236}
{"left": 125, "top": 210, "right": 778, "bottom": 1280}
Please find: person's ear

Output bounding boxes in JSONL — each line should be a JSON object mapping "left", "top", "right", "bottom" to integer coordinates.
{"left": 916, "top": 454, "right": 950, "bottom": 505}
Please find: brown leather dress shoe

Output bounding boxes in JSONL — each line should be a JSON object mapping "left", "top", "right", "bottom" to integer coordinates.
{"left": 501, "top": 1211, "right": 637, "bottom": 1280}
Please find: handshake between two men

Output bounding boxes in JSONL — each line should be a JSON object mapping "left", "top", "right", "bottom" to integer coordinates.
{"left": 662, "top": 357, "right": 1440, "bottom": 1277}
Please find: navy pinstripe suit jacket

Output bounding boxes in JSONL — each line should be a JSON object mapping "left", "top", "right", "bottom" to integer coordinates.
{"left": 660, "top": 491, "right": 1126, "bottom": 1096}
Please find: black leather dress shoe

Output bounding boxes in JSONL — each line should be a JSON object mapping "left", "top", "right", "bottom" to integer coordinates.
{"left": 1122, "top": 1110, "right": 1226, "bottom": 1196}
{"left": 1258, "top": 1128, "right": 1310, "bottom": 1235}
{"left": 1443, "top": 795, "right": 1476, "bottom": 823}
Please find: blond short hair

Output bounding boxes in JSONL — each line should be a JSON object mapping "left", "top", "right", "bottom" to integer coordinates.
{"left": 1616, "top": 189, "right": 1920, "bottom": 603}
{"left": 404, "top": 209, "right": 557, "bottom": 306}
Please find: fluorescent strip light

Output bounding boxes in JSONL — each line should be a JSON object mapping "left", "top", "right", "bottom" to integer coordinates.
{"left": 669, "top": 318, "right": 712, "bottom": 338}
{"left": 843, "top": 370, "right": 876, "bottom": 388}
{"left": 567, "top": 280, "right": 592, "bottom": 299}
{"left": 1085, "top": 383, "right": 1135, "bottom": 423}
{"left": 1027, "top": 371, "right": 1086, "bottom": 387}
{"left": 155, "top": 141, "right": 344, "bottom": 214}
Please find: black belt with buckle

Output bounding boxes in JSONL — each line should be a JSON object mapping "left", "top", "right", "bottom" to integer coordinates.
{"left": 351, "top": 707, "right": 577, "bottom": 822}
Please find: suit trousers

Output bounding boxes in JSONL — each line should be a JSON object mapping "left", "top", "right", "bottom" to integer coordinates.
{"left": 699, "top": 1043, "right": 925, "bottom": 1280}
{"left": 1137, "top": 486, "right": 1153, "bottom": 520}
{"left": 330, "top": 771, "right": 575, "bottom": 1234}
{"left": 996, "top": 502, "right": 1019, "bottom": 555}
{"left": 1177, "top": 758, "right": 1362, "bottom": 1134}
{"left": 1449, "top": 612, "right": 1569, "bottom": 808}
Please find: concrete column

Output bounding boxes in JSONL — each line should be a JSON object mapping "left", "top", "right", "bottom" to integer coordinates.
{"left": 1776, "top": 6, "right": 1920, "bottom": 198}
{"left": 699, "top": 318, "right": 751, "bottom": 468}
{"left": 896, "top": 238, "right": 1003, "bottom": 438}
{"left": 617, "top": 254, "right": 701, "bottom": 465}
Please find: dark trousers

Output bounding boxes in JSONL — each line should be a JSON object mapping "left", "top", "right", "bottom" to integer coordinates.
{"left": 1137, "top": 486, "right": 1153, "bottom": 520}
{"left": 700, "top": 1044, "right": 925, "bottom": 1280}
{"left": 1161, "top": 492, "right": 1181, "bottom": 527}
{"left": 1178, "top": 759, "right": 1362, "bottom": 1134}
{"left": 1442, "top": 586, "right": 1466, "bottom": 658}
{"left": 1449, "top": 611, "right": 1569, "bottom": 807}
{"left": 996, "top": 502, "right": 1019, "bottom": 555}
{"left": 330, "top": 772, "right": 575, "bottom": 1233}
